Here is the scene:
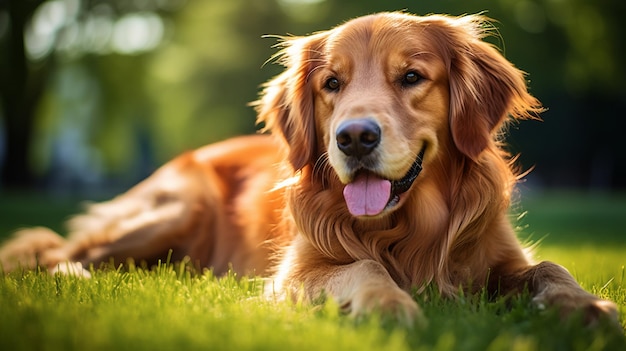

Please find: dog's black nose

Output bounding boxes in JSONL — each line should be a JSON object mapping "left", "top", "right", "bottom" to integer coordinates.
{"left": 336, "top": 119, "right": 381, "bottom": 157}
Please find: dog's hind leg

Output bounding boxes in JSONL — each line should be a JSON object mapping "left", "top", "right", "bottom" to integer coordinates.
{"left": 0, "top": 151, "right": 224, "bottom": 275}
{"left": 60, "top": 152, "right": 226, "bottom": 272}
{"left": 0, "top": 226, "right": 67, "bottom": 271}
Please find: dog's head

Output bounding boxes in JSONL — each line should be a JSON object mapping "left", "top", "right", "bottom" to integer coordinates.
{"left": 256, "top": 12, "right": 541, "bottom": 218}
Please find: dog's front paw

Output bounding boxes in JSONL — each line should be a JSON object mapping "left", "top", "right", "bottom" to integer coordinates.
{"left": 532, "top": 289, "right": 619, "bottom": 326}
{"left": 50, "top": 261, "right": 92, "bottom": 278}
{"left": 340, "top": 285, "right": 424, "bottom": 326}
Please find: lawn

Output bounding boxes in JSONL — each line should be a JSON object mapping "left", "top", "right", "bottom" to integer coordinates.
{"left": 0, "top": 191, "right": 625, "bottom": 350}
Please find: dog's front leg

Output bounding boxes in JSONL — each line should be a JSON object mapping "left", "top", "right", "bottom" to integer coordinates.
{"left": 324, "top": 259, "right": 422, "bottom": 325}
{"left": 497, "top": 261, "right": 619, "bottom": 326}
{"left": 272, "top": 241, "right": 422, "bottom": 325}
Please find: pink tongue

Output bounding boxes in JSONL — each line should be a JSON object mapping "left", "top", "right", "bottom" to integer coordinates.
{"left": 343, "top": 173, "right": 392, "bottom": 216}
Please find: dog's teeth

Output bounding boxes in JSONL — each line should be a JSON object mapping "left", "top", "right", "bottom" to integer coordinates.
{"left": 386, "top": 195, "right": 400, "bottom": 208}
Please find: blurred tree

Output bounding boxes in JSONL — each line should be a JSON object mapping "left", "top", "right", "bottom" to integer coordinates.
{"left": 0, "top": 0, "right": 175, "bottom": 187}
{"left": 0, "top": 0, "right": 47, "bottom": 187}
{"left": 0, "top": 0, "right": 191, "bottom": 188}
{"left": 1, "top": 0, "right": 307, "bottom": 189}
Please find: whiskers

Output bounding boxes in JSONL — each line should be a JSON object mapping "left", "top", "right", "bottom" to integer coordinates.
{"left": 312, "top": 152, "right": 334, "bottom": 188}
{"left": 270, "top": 152, "right": 334, "bottom": 192}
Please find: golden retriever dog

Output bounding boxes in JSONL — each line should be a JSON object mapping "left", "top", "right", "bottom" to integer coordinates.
{"left": 0, "top": 12, "right": 618, "bottom": 325}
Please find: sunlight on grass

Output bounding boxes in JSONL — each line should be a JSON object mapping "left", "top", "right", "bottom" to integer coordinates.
{"left": 1, "top": 259, "right": 625, "bottom": 351}
{"left": 0, "top": 265, "right": 412, "bottom": 351}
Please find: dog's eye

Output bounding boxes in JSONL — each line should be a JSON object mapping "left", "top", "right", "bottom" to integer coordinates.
{"left": 324, "top": 77, "right": 340, "bottom": 91}
{"left": 402, "top": 71, "right": 422, "bottom": 86}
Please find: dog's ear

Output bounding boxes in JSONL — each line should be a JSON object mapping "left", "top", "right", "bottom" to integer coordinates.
{"left": 437, "top": 16, "right": 542, "bottom": 161}
{"left": 255, "top": 32, "right": 328, "bottom": 171}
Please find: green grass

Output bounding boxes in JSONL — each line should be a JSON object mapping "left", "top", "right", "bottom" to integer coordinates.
{"left": 1, "top": 191, "right": 625, "bottom": 350}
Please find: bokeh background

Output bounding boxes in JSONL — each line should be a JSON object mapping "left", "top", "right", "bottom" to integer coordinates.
{"left": 1, "top": 0, "right": 625, "bottom": 195}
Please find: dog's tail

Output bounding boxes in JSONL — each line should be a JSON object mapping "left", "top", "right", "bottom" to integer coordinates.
{"left": 0, "top": 227, "right": 67, "bottom": 272}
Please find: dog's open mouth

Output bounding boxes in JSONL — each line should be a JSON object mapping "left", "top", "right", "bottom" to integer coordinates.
{"left": 343, "top": 147, "right": 426, "bottom": 217}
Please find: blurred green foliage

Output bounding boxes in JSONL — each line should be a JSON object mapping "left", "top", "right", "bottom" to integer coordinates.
{"left": 1, "top": 0, "right": 625, "bottom": 189}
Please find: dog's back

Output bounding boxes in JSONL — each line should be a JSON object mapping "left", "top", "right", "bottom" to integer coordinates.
{"left": 0, "top": 134, "right": 289, "bottom": 276}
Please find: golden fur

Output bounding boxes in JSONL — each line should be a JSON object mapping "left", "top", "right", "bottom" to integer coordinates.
{"left": 0, "top": 13, "right": 618, "bottom": 325}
